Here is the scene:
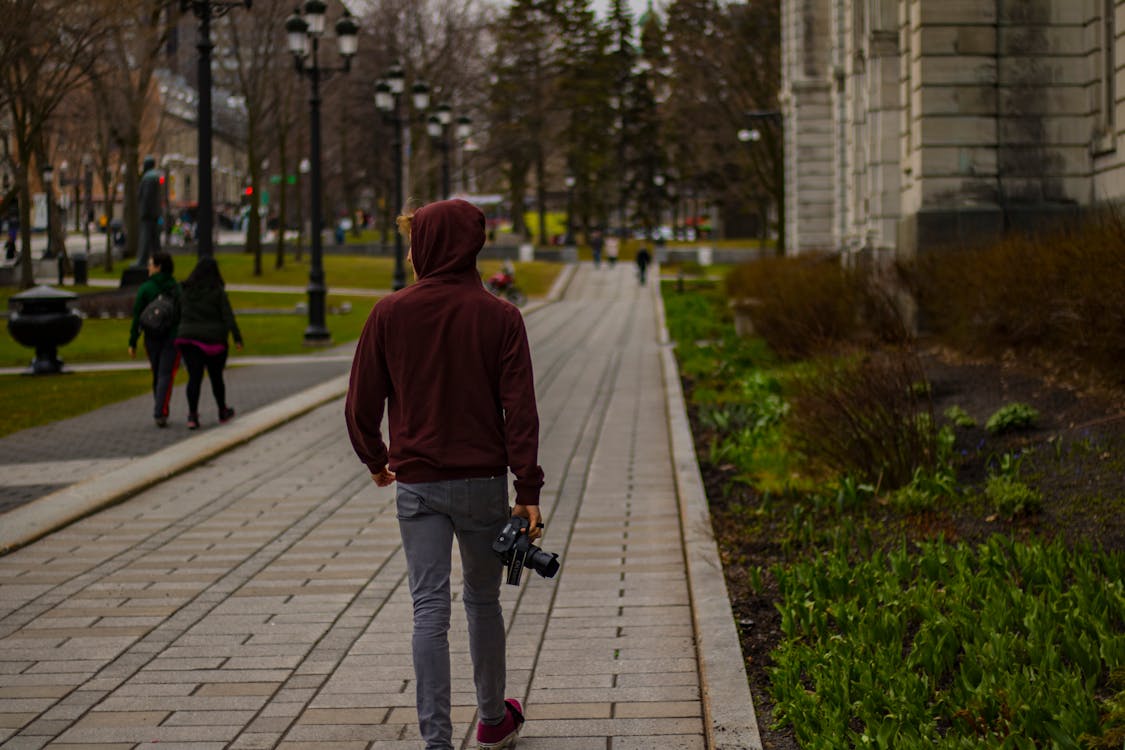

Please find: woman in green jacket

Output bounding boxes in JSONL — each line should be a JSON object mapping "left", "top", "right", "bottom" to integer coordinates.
{"left": 128, "top": 251, "right": 181, "bottom": 427}
{"left": 175, "top": 257, "right": 242, "bottom": 429}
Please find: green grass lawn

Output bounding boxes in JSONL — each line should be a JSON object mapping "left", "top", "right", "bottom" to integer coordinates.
{"left": 83, "top": 253, "right": 561, "bottom": 296}
{"left": 0, "top": 369, "right": 161, "bottom": 439}
{"left": 0, "top": 309, "right": 371, "bottom": 368}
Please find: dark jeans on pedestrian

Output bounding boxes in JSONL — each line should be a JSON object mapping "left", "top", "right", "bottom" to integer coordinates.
{"left": 396, "top": 476, "right": 511, "bottom": 750}
{"left": 144, "top": 334, "right": 179, "bottom": 420}
{"left": 178, "top": 343, "right": 228, "bottom": 417}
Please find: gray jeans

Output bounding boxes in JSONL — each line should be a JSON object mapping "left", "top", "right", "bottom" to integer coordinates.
{"left": 396, "top": 477, "right": 510, "bottom": 750}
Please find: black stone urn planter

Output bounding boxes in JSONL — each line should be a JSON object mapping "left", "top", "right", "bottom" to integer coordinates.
{"left": 7, "top": 285, "right": 84, "bottom": 375}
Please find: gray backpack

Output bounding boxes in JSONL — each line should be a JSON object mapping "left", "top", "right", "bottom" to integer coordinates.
{"left": 140, "top": 292, "right": 176, "bottom": 336}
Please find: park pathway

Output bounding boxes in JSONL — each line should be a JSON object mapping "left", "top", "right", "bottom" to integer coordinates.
{"left": 0, "top": 263, "right": 758, "bottom": 748}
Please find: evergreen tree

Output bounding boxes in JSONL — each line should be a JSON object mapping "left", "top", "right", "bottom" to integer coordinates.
{"left": 553, "top": 0, "right": 613, "bottom": 237}
{"left": 487, "top": 0, "right": 558, "bottom": 243}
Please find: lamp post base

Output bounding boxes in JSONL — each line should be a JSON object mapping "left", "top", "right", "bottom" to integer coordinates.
{"left": 303, "top": 327, "right": 332, "bottom": 346}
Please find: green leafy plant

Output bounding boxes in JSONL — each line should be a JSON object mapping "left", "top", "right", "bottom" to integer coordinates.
{"left": 944, "top": 404, "right": 977, "bottom": 429}
{"left": 770, "top": 536, "right": 1125, "bottom": 748}
{"left": 986, "top": 402, "right": 1040, "bottom": 435}
{"left": 985, "top": 475, "right": 1043, "bottom": 517}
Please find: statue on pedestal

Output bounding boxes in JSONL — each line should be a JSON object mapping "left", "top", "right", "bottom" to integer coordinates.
{"left": 137, "top": 155, "right": 162, "bottom": 268}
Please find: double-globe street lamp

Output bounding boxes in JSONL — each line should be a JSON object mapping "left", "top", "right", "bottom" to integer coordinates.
{"left": 180, "top": 0, "right": 252, "bottom": 258}
{"left": 425, "top": 105, "right": 472, "bottom": 200}
{"left": 376, "top": 65, "right": 431, "bottom": 291}
{"left": 285, "top": 0, "right": 359, "bottom": 343}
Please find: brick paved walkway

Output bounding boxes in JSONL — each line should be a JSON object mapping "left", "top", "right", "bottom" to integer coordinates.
{"left": 0, "top": 264, "right": 760, "bottom": 749}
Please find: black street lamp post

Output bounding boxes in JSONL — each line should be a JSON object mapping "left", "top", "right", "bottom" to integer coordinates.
{"left": 181, "top": 0, "right": 252, "bottom": 258}
{"left": 83, "top": 156, "right": 93, "bottom": 255}
{"left": 285, "top": 0, "right": 359, "bottom": 343}
{"left": 376, "top": 66, "right": 430, "bottom": 291}
{"left": 564, "top": 174, "right": 575, "bottom": 245}
{"left": 42, "top": 164, "right": 54, "bottom": 260}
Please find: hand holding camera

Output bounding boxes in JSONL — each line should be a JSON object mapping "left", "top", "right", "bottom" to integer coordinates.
{"left": 493, "top": 515, "right": 560, "bottom": 586}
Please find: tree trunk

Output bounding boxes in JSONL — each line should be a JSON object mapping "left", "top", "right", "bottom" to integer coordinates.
{"left": 122, "top": 142, "right": 140, "bottom": 262}
{"left": 275, "top": 129, "right": 288, "bottom": 269}
{"left": 17, "top": 163, "right": 34, "bottom": 289}
{"left": 101, "top": 168, "right": 115, "bottom": 272}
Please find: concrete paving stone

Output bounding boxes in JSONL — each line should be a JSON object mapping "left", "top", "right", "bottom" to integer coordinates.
{"left": 93, "top": 695, "right": 268, "bottom": 712}
{"left": 161, "top": 643, "right": 303, "bottom": 659}
{"left": 0, "top": 699, "right": 56, "bottom": 713}
{"left": 296, "top": 707, "right": 391, "bottom": 725}
{"left": 109, "top": 683, "right": 196, "bottom": 697}
{"left": 193, "top": 682, "right": 279, "bottom": 697}
{"left": 0, "top": 686, "right": 71, "bottom": 699}
{"left": 245, "top": 715, "right": 296, "bottom": 732}
{"left": 134, "top": 656, "right": 226, "bottom": 671}
{"left": 71, "top": 710, "right": 169, "bottom": 727}
{"left": 19, "top": 717, "right": 79, "bottom": 738}
{"left": 20, "top": 620, "right": 100, "bottom": 629}
{"left": 539, "top": 636, "right": 695, "bottom": 654}
{"left": 0, "top": 736, "right": 49, "bottom": 750}
{"left": 497, "top": 739, "right": 615, "bottom": 750}
{"left": 528, "top": 674, "right": 615, "bottom": 690}
{"left": 525, "top": 702, "right": 613, "bottom": 720}
{"left": 275, "top": 742, "right": 370, "bottom": 750}
{"left": 0, "top": 712, "right": 35, "bottom": 728}
{"left": 291, "top": 660, "right": 337, "bottom": 675}
{"left": 24, "top": 661, "right": 102, "bottom": 675}
{"left": 614, "top": 700, "right": 701, "bottom": 718}
{"left": 229, "top": 733, "right": 283, "bottom": 749}
{"left": 521, "top": 717, "right": 703, "bottom": 738}
{"left": 282, "top": 724, "right": 408, "bottom": 741}
{"left": 384, "top": 705, "right": 476, "bottom": 725}
{"left": 305, "top": 693, "right": 415, "bottom": 710}
{"left": 57, "top": 725, "right": 242, "bottom": 743}
{"left": 0, "top": 660, "right": 34, "bottom": 674}
{"left": 613, "top": 735, "right": 706, "bottom": 749}
{"left": 259, "top": 702, "right": 306, "bottom": 718}
{"left": 220, "top": 655, "right": 304, "bottom": 670}
{"left": 615, "top": 671, "right": 702, "bottom": 688}
{"left": 163, "top": 709, "right": 259, "bottom": 725}
{"left": 527, "top": 686, "right": 700, "bottom": 704}
{"left": 47, "top": 745, "right": 133, "bottom": 750}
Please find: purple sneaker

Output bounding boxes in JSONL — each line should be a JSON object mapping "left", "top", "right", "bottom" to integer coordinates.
{"left": 477, "top": 698, "right": 524, "bottom": 749}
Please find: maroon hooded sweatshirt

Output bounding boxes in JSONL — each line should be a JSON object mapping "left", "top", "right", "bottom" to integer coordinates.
{"left": 344, "top": 199, "right": 545, "bottom": 505}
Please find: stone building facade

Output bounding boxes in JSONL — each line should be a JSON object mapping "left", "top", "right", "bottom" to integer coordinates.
{"left": 781, "top": 0, "right": 1125, "bottom": 259}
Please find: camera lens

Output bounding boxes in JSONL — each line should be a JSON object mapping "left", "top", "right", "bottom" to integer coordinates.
{"left": 526, "top": 546, "right": 560, "bottom": 578}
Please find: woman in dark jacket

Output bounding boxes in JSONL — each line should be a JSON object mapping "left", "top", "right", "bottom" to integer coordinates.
{"left": 175, "top": 257, "right": 242, "bottom": 429}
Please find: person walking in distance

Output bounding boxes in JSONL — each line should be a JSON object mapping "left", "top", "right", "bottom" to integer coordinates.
{"left": 636, "top": 245, "right": 652, "bottom": 285}
{"left": 605, "top": 232, "right": 620, "bottom": 267}
{"left": 128, "top": 250, "right": 181, "bottom": 427}
{"left": 175, "top": 256, "right": 241, "bottom": 429}
{"left": 346, "top": 199, "right": 544, "bottom": 750}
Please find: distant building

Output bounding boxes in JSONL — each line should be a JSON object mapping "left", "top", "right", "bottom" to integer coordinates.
{"left": 781, "top": 0, "right": 1125, "bottom": 260}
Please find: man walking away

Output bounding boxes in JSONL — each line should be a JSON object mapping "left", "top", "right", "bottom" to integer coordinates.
{"left": 346, "top": 198, "right": 545, "bottom": 750}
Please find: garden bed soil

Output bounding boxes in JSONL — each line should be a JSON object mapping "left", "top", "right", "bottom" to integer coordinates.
{"left": 692, "top": 345, "right": 1125, "bottom": 750}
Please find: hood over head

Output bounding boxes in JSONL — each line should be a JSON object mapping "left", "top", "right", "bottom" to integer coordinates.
{"left": 409, "top": 199, "right": 486, "bottom": 280}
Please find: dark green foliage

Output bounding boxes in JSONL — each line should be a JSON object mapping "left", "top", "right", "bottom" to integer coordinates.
{"left": 771, "top": 537, "right": 1125, "bottom": 748}
{"left": 985, "top": 402, "right": 1040, "bottom": 435}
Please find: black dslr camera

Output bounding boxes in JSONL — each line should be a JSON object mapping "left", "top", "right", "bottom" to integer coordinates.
{"left": 492, "top": 516, "right": 560, "bottom": 586}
